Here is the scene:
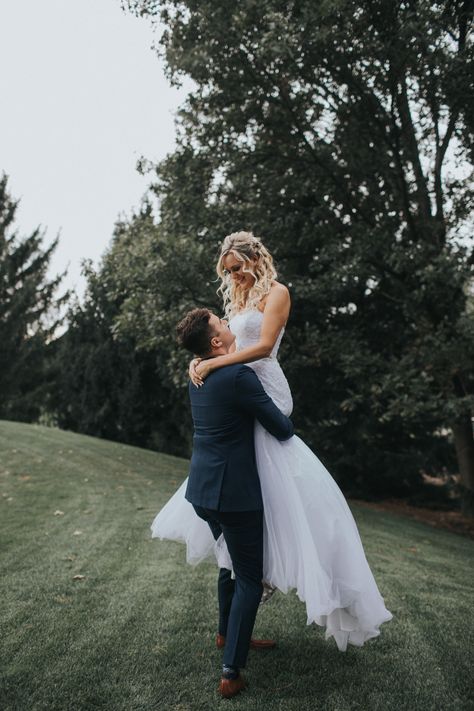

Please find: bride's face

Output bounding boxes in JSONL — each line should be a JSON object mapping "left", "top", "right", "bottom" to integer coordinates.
{"left": 222, "top": 253, "right": 256, "bottom": 291}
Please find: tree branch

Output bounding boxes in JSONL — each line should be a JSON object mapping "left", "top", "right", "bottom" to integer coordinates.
{"left": 395, "top": 74, "right": 432, "bottom": 222}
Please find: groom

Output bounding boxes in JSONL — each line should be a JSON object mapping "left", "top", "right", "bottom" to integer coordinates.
{"left": 176, "top": 308, "right": 294, "bottom": 698}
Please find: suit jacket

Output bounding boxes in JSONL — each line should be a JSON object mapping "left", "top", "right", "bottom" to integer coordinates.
{"left": 185, "top": 363, "right": 294, "bottom": 512}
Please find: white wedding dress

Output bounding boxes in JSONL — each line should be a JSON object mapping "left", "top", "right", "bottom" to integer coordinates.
{"left": 151, "top": 309, "right": 393, "bottom": 651}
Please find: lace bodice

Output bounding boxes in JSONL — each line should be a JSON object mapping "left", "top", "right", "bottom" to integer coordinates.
{"left": 229, "top": 309, "right": 293, "bottom": 416}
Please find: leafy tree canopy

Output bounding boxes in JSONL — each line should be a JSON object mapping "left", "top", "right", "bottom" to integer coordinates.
{"left": 111, "top": 1, "right": 474, "bottom": 504}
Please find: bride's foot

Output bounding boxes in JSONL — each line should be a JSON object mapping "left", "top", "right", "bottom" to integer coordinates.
{"left": 260, "top": 582, "right": 277, "bottom": 605}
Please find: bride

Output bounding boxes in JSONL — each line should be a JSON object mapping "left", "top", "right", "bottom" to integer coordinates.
{"left": 151, "top": 230, "right": 393, "bottom": 652}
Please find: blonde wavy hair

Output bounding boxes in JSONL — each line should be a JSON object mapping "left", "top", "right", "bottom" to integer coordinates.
{"left": 216, "top": 231, "right": 277, "bottom": 318}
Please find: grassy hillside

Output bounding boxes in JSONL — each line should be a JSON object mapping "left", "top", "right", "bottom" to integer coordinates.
{"left": 0, "top": 421, "right": 473, "bottom": 711}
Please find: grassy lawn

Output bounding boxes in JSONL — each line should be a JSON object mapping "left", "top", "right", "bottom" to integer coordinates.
{"left": 0, "top": 420, "right": 473, "bottom": 711}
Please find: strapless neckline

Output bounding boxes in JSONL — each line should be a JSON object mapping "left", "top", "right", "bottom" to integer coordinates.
{"left": 233, "top": 307, "right": 264, "bottom": 316}
{"left": 230, "top": 307, "right": 286, "bottom": 336}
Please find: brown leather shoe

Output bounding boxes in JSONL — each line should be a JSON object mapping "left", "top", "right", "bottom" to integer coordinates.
{"left": 216, "top": 633, "right": 277, "bottom": 650}
{"left": 216, "top": 633, "right": 226, "bottom": 649}
{"left": 218, "top": 674, "right": 246, "bottom": 699}
{"left": 249, "top": 637, "right": 277, "bottom": 650}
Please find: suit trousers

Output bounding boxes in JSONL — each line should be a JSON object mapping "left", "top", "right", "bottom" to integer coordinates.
{"left": 193, "top": 505, "right": 264, "bottom": 669}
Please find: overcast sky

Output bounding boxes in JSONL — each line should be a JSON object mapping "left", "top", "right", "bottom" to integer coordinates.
{"left": 0, "top": 0, "right": 189, "bottom": 299}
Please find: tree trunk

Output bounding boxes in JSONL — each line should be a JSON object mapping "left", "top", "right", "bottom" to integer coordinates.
{"left": 452, "top": 412, "right": 474, "bottom": 517}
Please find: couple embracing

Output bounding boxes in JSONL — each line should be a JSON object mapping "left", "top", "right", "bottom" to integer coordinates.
{"left": 152, "top": 231, "right": 393, "bottom": 698}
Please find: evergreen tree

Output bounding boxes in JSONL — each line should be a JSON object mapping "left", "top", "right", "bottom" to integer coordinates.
{"left": 50, "top": 212, "right": 192, "bottom": 456}
{"left": 0, "top": 174, "right": 67, "bottom": 421}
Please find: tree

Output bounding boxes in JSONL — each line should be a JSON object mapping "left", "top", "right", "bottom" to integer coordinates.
{"left": 49, "top": 211, "right": 194, "bottom": 456}
{"left": 120, "top": 0, "right": 474, "bottom": 509}
{"left": 0, "top": 174, "right": 67, "bottom": 422}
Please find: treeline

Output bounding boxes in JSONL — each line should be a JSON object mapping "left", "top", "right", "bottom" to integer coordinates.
{"left": 1, "top": 0, "right": 473, "bottom": 512}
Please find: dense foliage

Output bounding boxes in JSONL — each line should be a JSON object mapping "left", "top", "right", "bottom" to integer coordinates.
{"left": 40, "top": 1, "right": 474, "bottom": 510}
{"left": 49, "top": 220, "right": 192, "bottom": 457}
{"left": 112, "top": 0, "right": 474, "bottom": 507}
{"left": 0, "top": 174, "right": 67, "bottom": 422}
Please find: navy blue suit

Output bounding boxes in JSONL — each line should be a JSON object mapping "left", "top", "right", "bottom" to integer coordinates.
{"left": 185, "top": 363, "right": 293, "bottom": 670}
{"left": 185, "top": 364, "right": 293, "bottom": 511}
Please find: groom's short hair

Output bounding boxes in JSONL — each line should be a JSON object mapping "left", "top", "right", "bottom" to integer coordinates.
{"left": 176, "top": 308, "right": 214, "bottom": 356}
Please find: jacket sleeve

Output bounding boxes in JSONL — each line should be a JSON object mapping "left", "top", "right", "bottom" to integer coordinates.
{"left": 234, "top": 366, "right": 294, "bottom": 441}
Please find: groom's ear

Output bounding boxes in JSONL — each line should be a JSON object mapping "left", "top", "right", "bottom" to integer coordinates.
{"left": 210, "top": 335, "right": 222, "bottom": 349}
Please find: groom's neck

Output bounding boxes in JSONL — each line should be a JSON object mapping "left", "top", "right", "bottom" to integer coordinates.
{"left": 201, "top": 346, "right": 229, "bottom": 360}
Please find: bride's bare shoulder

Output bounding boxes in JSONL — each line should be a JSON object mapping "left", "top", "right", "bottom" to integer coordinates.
{"left": 259, "top": 282, "right": 291, "bottom": 313}
{"left": 271, "top": 280, "right": 289, "bottom": 293}
{"left": 269, "top": 281, "right": 290, "bottom": 301}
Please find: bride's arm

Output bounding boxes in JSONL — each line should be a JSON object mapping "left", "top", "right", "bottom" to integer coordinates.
{"left": 188, "top": 334, "right": 237, "bottom": 381}
{"left": 194, "top": 285, "right": 290, "bottom": 384}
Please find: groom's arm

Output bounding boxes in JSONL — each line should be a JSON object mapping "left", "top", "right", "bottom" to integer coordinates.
{"left": 234, "top": 366, "right": 294, "bottom": 441}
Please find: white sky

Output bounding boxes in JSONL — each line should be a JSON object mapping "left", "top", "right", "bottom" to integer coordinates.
{"left": 0, "top": 0, "right": 189, "bottom": 299}
{"left": 1, "top": 2, "right": 471, "bottom": 306}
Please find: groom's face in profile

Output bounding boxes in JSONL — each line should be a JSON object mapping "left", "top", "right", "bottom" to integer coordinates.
{"left": 208, "top": 312, "right": 236, "bottom": 355}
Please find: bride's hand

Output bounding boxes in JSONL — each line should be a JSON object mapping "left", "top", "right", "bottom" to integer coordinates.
{"left": 189, "top": 357, "right": 203, "bottom": 387}
{"left": 194, "top": 359, "right": 213, "bottom": 385}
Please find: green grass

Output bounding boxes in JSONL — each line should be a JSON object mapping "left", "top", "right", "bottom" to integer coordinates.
{"left": 0, "top": 420, "right": 473, "bottom": 711}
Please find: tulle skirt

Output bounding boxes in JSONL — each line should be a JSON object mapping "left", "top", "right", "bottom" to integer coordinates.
{"left": 151, "top": 423, "right": 393, "bottom": 651}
